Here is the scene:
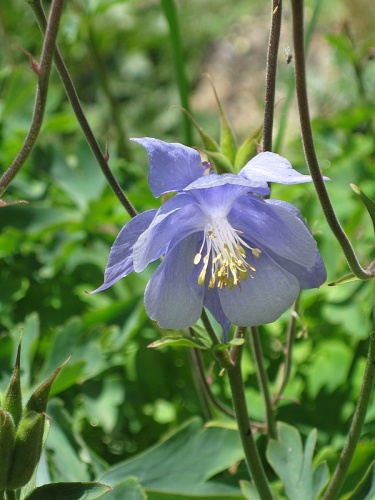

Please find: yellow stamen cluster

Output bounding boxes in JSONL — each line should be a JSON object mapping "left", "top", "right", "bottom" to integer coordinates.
{"left": 194, "top": 217, "right": 261, "bottom": 290}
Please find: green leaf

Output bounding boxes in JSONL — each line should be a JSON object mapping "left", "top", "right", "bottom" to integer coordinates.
{"left": 24, "top": 482, "right": 111, "bottom": 500}
{"left": 102, "top": 476, "right": 146, "bottom": 500}
{"left": 328, "top": 272, "right": 361, "bottom": 286}
{"left": 46, "top": 400, "right": 92, "bottom": 483}
{"left": 51, "top": 141, "right": 106, "bottom": 211}
{"left": 147, "top": 492, "right": 243, "bottom": 500}
{"left": 340, "top": 440, "right": 375, "bottom": 499}
{"left": 207, "top": 77, "right": 237, "bottom": 164}
{"left": 178, "top": 107, "right": 220, "bottom": 153}
{"left": 148, "top": 335, "right": 209, "bottom": 350}
{"left": 266, "top": 423, "right": 329, "bottom": 500}
{"left": 234, "top": 125, "right": 263, "bottom": 172}
{"left": 307, "top": 340, "right": 352, "bottom": 398}
{"left": 205, "top": 150, "right": 235, "bottom": 174}
{"left": 240, "top": 480, "right": 262, "bottom": 500}
{"left": 340, "top": 462, "right": 375, "bottom": 500}
{"left": 100, "top": 417, "right": 244, "bottom": 496}
{"left": 214, "top": 338, "right": 245, "bottom": 351}
{"left": 351, "top": 184, "right": 375, "bottom": 234}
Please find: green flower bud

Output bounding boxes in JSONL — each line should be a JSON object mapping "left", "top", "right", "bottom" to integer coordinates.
{"left": 0, "top": 410, "right": 16, "bottom": 489}
{"left": 1, "top": 343, "right": 23, "bottom": 427}
{"left": 25, "top": 356, "right": 70, "bottom": 414}
{"left": 6, "top": 411, "right": 46, "bottom": 490}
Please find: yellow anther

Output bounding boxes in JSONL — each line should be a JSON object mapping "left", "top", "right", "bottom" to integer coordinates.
{"left": 193, "top": 216, "right": 262, "bottom": 290}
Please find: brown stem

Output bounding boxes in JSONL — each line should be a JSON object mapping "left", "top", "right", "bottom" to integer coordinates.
{"left": 0, "top": 0, "right": 64, "bottom": 196}
{"left": 28, "top": 0, "right": 137, "bottom": 217}
{"left": 263, "top": 0, "right": 282, "bottom": 152}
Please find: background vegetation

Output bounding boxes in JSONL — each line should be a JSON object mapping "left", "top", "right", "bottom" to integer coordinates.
{"left": 0, "top": 0, "right": 374, "bottom": 498}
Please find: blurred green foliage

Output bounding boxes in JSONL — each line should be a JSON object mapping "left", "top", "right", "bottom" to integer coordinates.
{"left": 0, "top": 0, "right": 375, "bottom": 497}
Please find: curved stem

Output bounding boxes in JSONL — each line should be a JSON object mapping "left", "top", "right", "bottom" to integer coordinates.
{"left": 188, "top": 346, "right": 213, "bottom": 421}
{"left": 263, "top": 0, "right": 282, "bottom": 152}
{"left": 291, "top": 0, "right": 370, "bottom": 280}
{"left": 227, "top": 338, "right": 274, "bottom": 499}
{"left": 249, "top": 326, "right": 277, "bottom": 439}
{"left": 0, "top": 0, "right": 64, "bottom": 196}
{"left": 273, "top": 295, "right": 299, "bottom": 404}
{"left": 189, "top": 342, "right": 236, "bottom": 419}
{"left": 160, "top": 0, "right": 193, "bottom": 146}
{"left": 274, "top": 0, "right": 323, "bottom": 153}
{"left": 323, "top": 285, "right": 375, "bottom": 499}
{"left": 28, "top": 0, "right": 137, "bottom": 218}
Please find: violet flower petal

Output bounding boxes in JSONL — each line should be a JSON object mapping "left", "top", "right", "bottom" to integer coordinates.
{"left": 131, "top": 137, "right": 205, "bottom": 197}
{"left": 90, "top": 210, "right": 157, "bottom": 293}
{"left": 144, "top": 234, "right": 204, "bottom": 329}
{"left": 240, "top": 151, "right": 318, "bottom": 185}
{"left": 218, "top": 250, "right": 300, "bottom": 326}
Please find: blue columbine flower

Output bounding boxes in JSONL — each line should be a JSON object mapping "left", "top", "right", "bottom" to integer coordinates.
{"left": 92, "top": 138, "right": 326, "bottom": 335}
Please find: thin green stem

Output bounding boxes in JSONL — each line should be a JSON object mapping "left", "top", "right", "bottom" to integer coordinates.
{"left": 86, "top": 23, "right": 132, "bottom": 161}
{"left": 188, "top": 339, "right": 236, "bottom": 419}
{"left": 160, "top": 0, "right": 193, "bottom": 146}
{"left": 273, "top": 296, "right": 299, "bottom": 404}
{"left": 200, "top": 310, "right": 233, "bottom": 370}
{"left": 263, "top": 0, "right": 282, "bottom": 152}
{"left": 291, "top": 0, "right": 370, "bottom": 280}
{"left": 230, "top": 326, "right": 247, "bottom": 365}
{"left": 227, "top": 343, "right": 274, "bottom": 499}
{"left": 188, "top": 345, "right": 213, "bottom": 421}
{"left": 323, "top": 285, "right": 375, "bottom": 499}
{"left": 28, "top": 0, "right": 137, "bottom": 218}
{"left": 0, "top": 0, "right": 64, "bottom": 197}
{"left": 249, "top": 326, "right": 277, "bottom": 439}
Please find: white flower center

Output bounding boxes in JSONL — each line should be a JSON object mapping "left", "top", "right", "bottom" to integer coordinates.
{"left": 194, "top": 216, "right": 261, "bottom": 290}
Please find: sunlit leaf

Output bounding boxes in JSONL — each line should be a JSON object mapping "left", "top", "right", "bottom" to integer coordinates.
{"left": 100, "top": 418, "right": 244, "bottom": 496}
{"left": 148, "top": 335, "right": 209, "bottom": 350}
{"left": 351, "top": 184, "right": 375, "bottom": 234}
{"left": 267, "top": 423, "right": 329, "bottom": 500}
{"left": 24, "top": 482, "right": 111, "bottom": 500}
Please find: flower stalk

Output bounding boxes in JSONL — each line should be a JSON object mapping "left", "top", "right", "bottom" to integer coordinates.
{"left": 226, "top": 337, "right": 274, "bottom": 499}
{"left": 291, "top": 0, "right": 370, "bottom": 280}
{"left": 27, "top": 0, "right": 137, "bottom": 218}
{"left": 273, "top": 296, "right": 299, "bottom": 405}
{"left": 249, "top": 326, "right": 277, "bottom": 439}
{"left": 263, "top": 0, "right": 282, "bottom": 152}
{"left": 323, "top": 283, "right": 375, "bottom": 499}
{"left": 0, "top": 0, "right": 64, "bottom": 197}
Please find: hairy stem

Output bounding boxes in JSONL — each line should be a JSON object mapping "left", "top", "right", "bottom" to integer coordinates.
{"left": 227, "top": 339, "right": 274, "bottom": 499}
{"left": 249, "top": 326, "right": 277, "bottom": 439}
{"left": 0, "top": 0, "right": 64, "bottom": 196}
{"left": 323, "top": 285, "right": 375, "bottom": 499}
{"left": 28, "top": 0, "right": 137, "bottom": 217}
{"left": 274, "top": 0, "right": 323, "bottom": 152}
{"left": 291, "top": 0, "right": 370, "bottom": 280}
{"left": 263, "top": 0, "right": 282, "bottom": 152}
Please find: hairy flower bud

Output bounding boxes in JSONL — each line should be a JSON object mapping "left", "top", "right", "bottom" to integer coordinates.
{"left": 6, "top": 411, "right": 46, "bottom": 490}
{"left": 1, "top": 343, "right": 23, "bottom": 427}
{"left": 0, "top": 410, "right": 16, "bottom": 489}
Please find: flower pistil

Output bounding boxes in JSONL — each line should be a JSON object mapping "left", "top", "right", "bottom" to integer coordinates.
{"left": 194, "top": 216, "right": 261, "bottom": 290}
